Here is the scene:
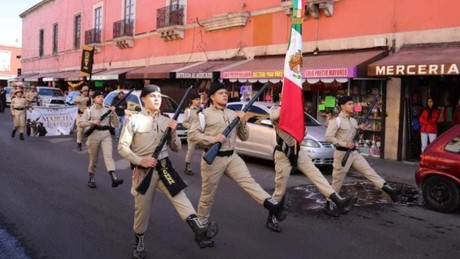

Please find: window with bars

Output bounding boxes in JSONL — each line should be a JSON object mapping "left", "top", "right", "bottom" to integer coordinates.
{"left": 39, "top": 29, "right": 44, "bottom": 57}
{"left": 52, "top": 23, "right": 58, "bottom": 55}
{"left": 125, "top": 0, "right": 134, "bottom": 22}
{"left": 74, "top": 14, "right": 81, "bottom": 49}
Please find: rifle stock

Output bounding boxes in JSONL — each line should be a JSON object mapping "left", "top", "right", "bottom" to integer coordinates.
{"left": 341, "top": 95, "right": 380, "bottom": 167}
{"left": 136, "top": 85, "right": 194, "bottom": 195}
{"left": 83, "top": 89, "right": 135, "bottom": 137}
{"left": 203, "top": 83, "right": 269, "bottom": 165}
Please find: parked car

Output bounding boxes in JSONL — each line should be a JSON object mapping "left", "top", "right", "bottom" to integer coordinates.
{"left": 226, "top": 101, "right": 334, "bottom": 165}
{"left": 103, "top": 89, "right": 187, "bottom": 139}
{"left": 4, "top": 86, "right": 13, "bottom": 107}
{"left": 36, "top": 86, "right": 66, "bottom": 107}
{"left": 415, "top": 124, "right": 460, "bottom": 213}
{"left": 66, "top": 90, "right": 81, "bottom": 105}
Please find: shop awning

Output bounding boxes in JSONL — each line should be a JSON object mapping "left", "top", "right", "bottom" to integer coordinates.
{"left": 368, "top": 44, "right": 460, "bottom": 76}
{"left": 64, "top": 69, "right": 105, "bottom": 81}
{"left": 221, "top": 50, "right": 386, "bottom": 83}
{"left": 91, "top": 67, "right": 141, "bottom": 81}
{"left": 42, "top": 71, "right": 76, "bottom": 82}
{"left": 175, "top": 60, "right": 249, "bottom": 79}
{"left": 12, "top": 73, "right": 39, "bottom": 81}
{"left": 126, "top": 63, "right": 198, "bottom": 79}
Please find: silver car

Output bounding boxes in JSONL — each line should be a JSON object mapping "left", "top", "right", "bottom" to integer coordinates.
{"left": 226, "top": 101, "right": 334, "bottom": 165}
{"left": 36, "top": 86, "right": 66, "bottom": 107}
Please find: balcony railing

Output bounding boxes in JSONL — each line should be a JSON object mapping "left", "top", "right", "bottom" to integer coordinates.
{"left": 113, "top": 19, "right": 134, "bottom": 38}
{"left": 85, "top": 28, "right": 102, "bottom": 45}
{"left": 157, "top": 4, "right": 184, "bottom": 29}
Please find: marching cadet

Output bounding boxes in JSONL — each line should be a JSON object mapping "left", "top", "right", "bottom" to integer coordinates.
{"left": 188, "top": 81, "right": 290, "bottom": 235}
{"left": 267, "top": 104, "right": 357, "bottom": 232}
{"left": 25, "top": 83, "right": 41, "bottom": 106}
{"left": 182, "top": 91, "right": 201, "bottom": 175}
{"left": 10, "top": 88, "right": 28, "bottom": 140}
{"left": 325, "top": 95, "right": 405, "bottom": 214}
{"left": 118, "top": 85, "right": 218, "bottom": 258}
{"left": 79, "top": 90, "right": 123, "bottom": 188}
{"left": 74, "top": 85, "right": 91, "bottom": 151}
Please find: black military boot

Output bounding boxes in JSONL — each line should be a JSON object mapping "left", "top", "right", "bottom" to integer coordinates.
{"left": 77, "top": 143, "right": 82, "bottom": 151}
{"left": 184, "top": 163, "right": 194, "bottom": 176}
{"left": 329, "top": 192, "right": 358, "bottom": 214}
{"left": 324, "top": 201, "right": 340, "bottom": 217}
{"left": 19, "top": 133, "right": 24, "bottom": 141}
{"left": 109, "top": 171, "right": 123, "bottom": 188}
{"left": 11, "top": 129, "right": 16, "bottom": 138}
{"left": 382, "top": 183, "right": 406, "bottom": 202}
{"left": 88, "top": 173, "right": 96, "bottom": 188}
{"left": 265, "top": 212, "right": 281, "bottom": 233}
{"left": 133, "top": 233, "right": 145, "bottom": 259}
{"left": 186, "top": 214, "right": 218, "bottom": 248}
{"left": 263, "top": 196, "right": 291, "bottom": 222}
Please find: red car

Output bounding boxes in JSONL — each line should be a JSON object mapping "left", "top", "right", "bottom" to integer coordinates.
{"left": 415, "top": 125, "right": 460, "bottom": 213}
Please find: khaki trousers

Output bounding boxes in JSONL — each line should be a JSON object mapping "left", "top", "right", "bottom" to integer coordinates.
{"left": 86, "top": 130, "right": 116, "bottom": 173}
{"left": 76, "top": 113, "right": 84, "bottom": 143}
{"left": 332, "top": 150, "right": 386, "bottom": 193}
{"left": 198, "top": 153, "right": 270, "bottom": 224}
{"left": 185, "top": 140, "right": 196, "bottom": 164}
{"left": 131, "top": 167, "right": 196, "bottom": 234}
{"left": 12, "top": 110, "right": 26, "bottom": 133}
{"left": 272, "top": 149, "right": 335, "bottom": 202}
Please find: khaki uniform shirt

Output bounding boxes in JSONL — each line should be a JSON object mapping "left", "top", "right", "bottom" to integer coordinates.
{"left": 118, "top": 110, "right": 181, "bottom": 166}
{"left": 79, "top": 104, "right": 119, "bottom": 130}
{"left": 182, "top": 105, "right": 199, "bottom": 129}
{"left": 269, "top": 104, "right": 304, "bottom": 147}
{"left": 25, "top": 91, "right": 41, "bottom": 106}
{"left": 325, "top": 111, "right": 359, "bottom": 147}
{"left": 74, "top": 94, "right": 91, "bottom": 113}
{"left": 10, "top": 97, "right": 28, "bottom": 115}
{"left": 188, "top": 105, "right": 249, "bottom": 151}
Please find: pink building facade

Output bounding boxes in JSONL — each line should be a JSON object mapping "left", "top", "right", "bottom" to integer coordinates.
{"left": 0, "top": 44, "right": 21, "bottom": 86}
{"left": 19, "top": 0, "right": 460, "bottom": 161}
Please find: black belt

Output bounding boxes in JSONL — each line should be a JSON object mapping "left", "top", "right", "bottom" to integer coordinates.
{"left": 14, "top": 108, "right": 25, "bottom": 110}
{"left": 95, "top": 126, "right": 111, "bottom": 131}
{"left": 78, "top": 110, "right": 84, "bottom": 114}
{"left": 336, "top": 146, "right": 356, "bottom": 152}
{"left": 204, "top": 149, "right": 234, "bottom": 157}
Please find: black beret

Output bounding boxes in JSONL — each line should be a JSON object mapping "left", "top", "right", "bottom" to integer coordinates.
{"left": 141, "top": 84, "right": 161, "bottom": 97}
{"left": 93, "top": 90, "right": 103, "bottom": 98}
{"left": 208, "top": 80, "right": 225, "bottom": 96}
{"left": 338, "top": 95, "right": 353, "bottom": 106}
{"left": 189, "top": 91, "right": 200, "bottom": 100}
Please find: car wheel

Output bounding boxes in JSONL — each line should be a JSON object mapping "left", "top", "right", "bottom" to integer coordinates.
{"left": 422, "top": 176, "right": 460, "bottom": 213}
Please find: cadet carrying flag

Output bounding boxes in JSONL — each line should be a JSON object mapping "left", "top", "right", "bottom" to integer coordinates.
{"left": 279, "top": 0, "right": 305, "bottom": 142}
{"left": 80, "top": 45, "right": 94, "bottom": 77}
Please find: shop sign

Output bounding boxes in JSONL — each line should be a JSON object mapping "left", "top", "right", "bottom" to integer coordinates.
{"left": 175, "top": 72, "right": 213, "bottom": 79}
{"left": 368, "top": 63, "right": 460, "bottom": 76}
{"left": 221, "top": 70, "right": 284, "bottom": 79}
{"left": 302, "top": 67, "right": 356, "bottom": 78}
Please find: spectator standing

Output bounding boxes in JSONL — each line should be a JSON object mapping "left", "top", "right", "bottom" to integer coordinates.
{"left": 419, "top": 98, "right": 440, "bottom": 152}
{"left": 110, "top": 91, "right": 127, "bottom": 139}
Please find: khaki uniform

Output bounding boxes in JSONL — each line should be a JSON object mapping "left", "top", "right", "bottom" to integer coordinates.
{"left": 118, "top": 110, "right": 196, "bottom": 234}
{"left": 325, "top": 111, "right": 385, "bottom": 192}
{"left": 74, "top": 94, "right": 91, "bottom": 144}
{"left": 189, "top": 105, "right": 271, "bottom": 224}
{"left": 79, "top": 104, "right": 119, "bottom": 174}
{"left": 183, "top": 105, "right": 200, "bottom": 163}
{"left": 25, "top": 91, "right": 41, "bottom": 106}
{"left": 270, "top": 105, "right": 335, "bottom": 202}
{"left": 11, "top": 96, "right": 28, "bottom": 133}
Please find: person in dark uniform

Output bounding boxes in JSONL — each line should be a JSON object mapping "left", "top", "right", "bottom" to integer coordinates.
{"left": 78, "top": 90, "right": 123, "bottom": 188}
{"left": 188, "top": 81, "right": 290, "bottom": 237}
{"left": 325, "top": 96, "right": 405, "bottom": 213}
{"left": 118, "top": 85, "right": 218, "bottom": 258}
{"left": 182, "top": 91, "right": 201, "bottom": 175}
{"left": 0, "top": 86, "right": 6, "bottom": 112}
{"left": 110, "top": 91, "right": 127, "bottom": 139}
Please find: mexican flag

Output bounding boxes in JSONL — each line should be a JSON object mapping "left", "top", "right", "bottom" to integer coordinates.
{"left": 279, "top": 0, "right": 305, "bottom": 142}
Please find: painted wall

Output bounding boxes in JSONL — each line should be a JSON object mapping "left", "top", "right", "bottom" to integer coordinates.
{"left": 0, "top": 44, "right": 22, "bottom": 81}
{"left": 20, "top": 0, "right": 460, "bottom": 73}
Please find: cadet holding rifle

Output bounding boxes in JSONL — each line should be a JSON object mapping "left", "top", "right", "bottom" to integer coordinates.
{"left": 78, "top": 90, "right": 123, "bottom": 188}
{"left": 188, "top": 81, "right": 290, "bottom": 235}
{"left": 118, "top": 85, "right": 218, "bottom": 259}
{"left": 325, "top": 96, "right": 405, "bottom": 208}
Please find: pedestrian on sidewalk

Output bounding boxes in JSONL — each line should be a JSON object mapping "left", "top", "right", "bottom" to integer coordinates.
{"left": 182, "top": 91, "right": 201, "bottom": 175}
{"left": 78, "top": 90, "right": 122, "bottom": 189}
{"left": 74, "top": 86, "right": 92, "bottom": 151}
{"left": 419, "top": 98, "right": 440, "bottom": 152}
{"left": 110, "top": 90, "right": 127, "bottom": 140}
{"left": 118, "top": 85, "right": 218, "bottom": 258}
{"left": 188, "top": 81, "right": 290, "bottom": 237}
{"left": 325, "top": 96, "right": 405, "bottom": 210}
{"left": 10, "top": 88, "right": 28, "bottom": 140}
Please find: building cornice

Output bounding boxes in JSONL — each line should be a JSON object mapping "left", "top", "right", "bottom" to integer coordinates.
{"left": 20, "top": 0, "right": 54, "bottom": 18}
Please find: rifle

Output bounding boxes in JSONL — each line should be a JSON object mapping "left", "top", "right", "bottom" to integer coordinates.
{"left": 341, "top": 94, "right": 380, "bottom": 167}
{"left": 203, "top": 82, "right": 269, "bottom": 165}
{"left": 83, "top": 89, "right": 135, "bottom": 137}
{"left": 135, "top": 85, "right": 194, "bottom": 195}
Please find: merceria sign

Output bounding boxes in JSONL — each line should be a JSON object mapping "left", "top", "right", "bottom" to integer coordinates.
{"left": 369, "top": 63, "right": 460, "bottom": 76}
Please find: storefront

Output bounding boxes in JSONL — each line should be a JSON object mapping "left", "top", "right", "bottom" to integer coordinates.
{"left": 368, "top": 43, "right": 460, "bottom": 161}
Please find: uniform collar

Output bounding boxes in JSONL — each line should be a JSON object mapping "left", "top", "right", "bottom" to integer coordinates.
{"left": 339, "top": 111, "right": 351, "bottom": 118}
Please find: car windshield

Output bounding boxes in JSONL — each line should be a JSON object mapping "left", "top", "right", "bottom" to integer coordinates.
{"left": 39, "top": 88, "right": 64, "bottom": 97}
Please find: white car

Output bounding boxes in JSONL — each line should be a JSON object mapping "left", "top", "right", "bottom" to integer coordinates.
{"left": 226, "top": 101, "right": 335, "bottom": 165}
{"left": 4, "top": 86, "right": 13, "bottom": 107}
{"left": 103, "top": 89, "right": 187, "bottom": 139}
{"left": 36, "top": 86, "right": 66, "bottom": 107}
